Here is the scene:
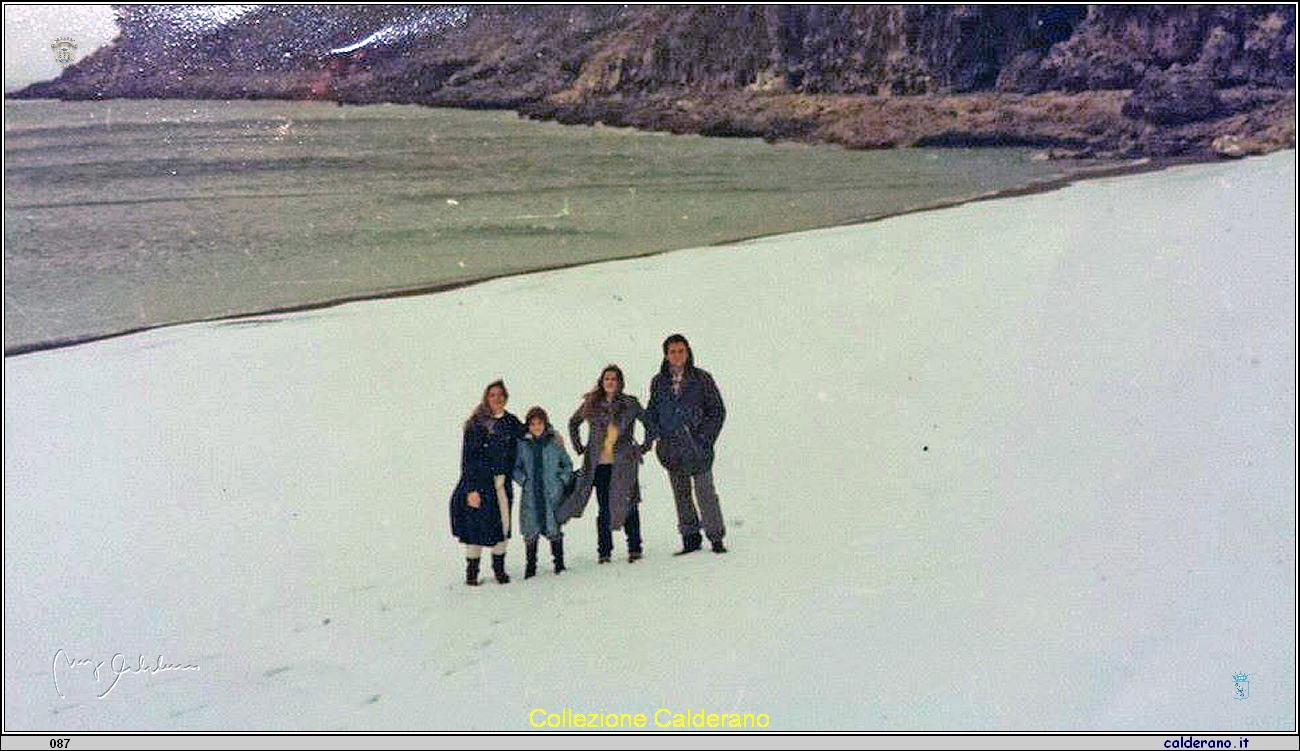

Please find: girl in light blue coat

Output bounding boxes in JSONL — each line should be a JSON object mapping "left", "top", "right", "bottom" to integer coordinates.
{"left": 513, "top": 406, "right": 575, "bottom": 578}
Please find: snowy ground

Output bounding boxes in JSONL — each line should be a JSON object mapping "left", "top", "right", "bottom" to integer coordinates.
{"left": 4, "top": 151, "right": 1296, "bottom": 733}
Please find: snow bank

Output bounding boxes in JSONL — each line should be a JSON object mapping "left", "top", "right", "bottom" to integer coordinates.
{"left": 4, "top": 152, "right": 1295, "bottom": 732}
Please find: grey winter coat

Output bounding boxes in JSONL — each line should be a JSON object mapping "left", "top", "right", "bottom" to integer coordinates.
{"left": 557, "top": 393, "right": 651, "bottom": 530}
{"left": 512, "top": 428, "right": 574, "bottom": 540}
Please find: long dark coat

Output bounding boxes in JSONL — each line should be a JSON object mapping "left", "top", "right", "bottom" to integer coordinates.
{"left": 449, "top": 412, "right": 525, "bottom": 546}
{"left": 645, "top": 365, "right": 726, "bottom": 475}
{"left": 557, "top": 394, "right": 650, "bottom": 530}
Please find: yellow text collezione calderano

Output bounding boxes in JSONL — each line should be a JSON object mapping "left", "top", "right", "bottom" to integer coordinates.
{"left": 529, "top": 708, "right": 771, "bottom": 729}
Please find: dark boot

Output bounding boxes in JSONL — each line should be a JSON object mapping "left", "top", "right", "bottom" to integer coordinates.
{"left": 711, "top": 539, "right": 728, "bottom": 554}
{"left": 524, "top": 539, "right": 539, "bottom": 579}
{"left": 625, "top": 504, "right": 643, "bottom": 560}
{"left": 673, "top": 532, "right": 703, "bottom": 556}
{"left": 551, "top": 538, "right": 566, "bottom": 574}
{"left": 465, "top": 558, "right": 480, "bottom": 587}
{"left": 491, "top": 553, "right": 510, "bottom": 584}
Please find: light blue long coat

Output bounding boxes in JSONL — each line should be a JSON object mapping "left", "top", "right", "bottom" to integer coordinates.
{"left": 512, "top": 428, "right": 574, "bottom": 540}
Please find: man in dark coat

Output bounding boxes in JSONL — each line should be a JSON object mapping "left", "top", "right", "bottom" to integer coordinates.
{"left": 644, "top": 333, "right": 728, "bottom": 554}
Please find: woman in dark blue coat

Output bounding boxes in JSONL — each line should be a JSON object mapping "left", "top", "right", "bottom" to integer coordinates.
{"left": 450, "top": 380, "right": 525, "bottom": 585}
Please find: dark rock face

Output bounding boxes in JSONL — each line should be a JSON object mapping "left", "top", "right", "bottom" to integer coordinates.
{"left": 21, "top": 4, "right": 1292, "bottom": 101}
{"left": 1122, "top": 70, "right": 1225, "bottom": 125}
{"left": 553, "top": 5, "right": 1087, "bottom": 97}
{"left": 1012, "top": 5, "right": 1296, "bottom": 92}
{"left": 9, "top": 4, "right": 1295, "bottom": 159}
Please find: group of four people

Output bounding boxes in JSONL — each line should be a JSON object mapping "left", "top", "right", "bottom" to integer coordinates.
{"left": 449, "top": 334, "right": 727, "bottom": 586}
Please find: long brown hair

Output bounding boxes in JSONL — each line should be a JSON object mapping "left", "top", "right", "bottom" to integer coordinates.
{"left": 581, "top": 365, "right": 624, "bottom": 417}
{"left": 466, "top": 379, "right": 508, "bottom": 429}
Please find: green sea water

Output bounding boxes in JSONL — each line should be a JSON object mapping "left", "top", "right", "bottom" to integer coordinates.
{"left": 4, "top": 98, "right": 1112, "bottom": 352}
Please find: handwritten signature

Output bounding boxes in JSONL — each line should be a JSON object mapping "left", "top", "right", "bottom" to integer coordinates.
{"left": 53, "top": 649, "right": 200, "bottom": 698}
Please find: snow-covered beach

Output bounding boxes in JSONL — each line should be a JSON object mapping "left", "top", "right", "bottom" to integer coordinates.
{"left": 4, "top": 151, "right": 1295, "bottom": 733}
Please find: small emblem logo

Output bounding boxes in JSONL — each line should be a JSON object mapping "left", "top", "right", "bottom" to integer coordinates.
{"left": 51, "top": 38, "right": 78, "bottom": 68}
{"left": 1233, "top": 672, "right": 1250, "bottom": 700}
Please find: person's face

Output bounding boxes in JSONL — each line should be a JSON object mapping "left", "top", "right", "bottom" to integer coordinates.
{"left": 487, "top": 386, "right": 507, "bottom": 414}
{"left": 528, "top": 416, "right": 546, "bottom": 437}
{"left": 666, "top": 342, "right": 689, "bottom": 369}
{"left": 601, "top": 370, "right": 620, "bottom": 396}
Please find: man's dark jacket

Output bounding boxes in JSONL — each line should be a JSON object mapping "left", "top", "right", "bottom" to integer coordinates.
{"left": 646, "top": 365, "right": 725, "bottom": 475}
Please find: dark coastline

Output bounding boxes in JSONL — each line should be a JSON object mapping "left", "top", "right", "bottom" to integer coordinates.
{"left": 3, "top": 152, "right": 1201, "bottom": 359}
{"left": 9, "top": 5, "right": 1294, "bottom": 162}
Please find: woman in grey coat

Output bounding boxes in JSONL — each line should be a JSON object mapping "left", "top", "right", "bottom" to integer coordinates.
{"left": 558, "top": 364, "right": 651, "bottom": 564}
{"left": 512, "top": 406, "right": 574, "bottom": 578}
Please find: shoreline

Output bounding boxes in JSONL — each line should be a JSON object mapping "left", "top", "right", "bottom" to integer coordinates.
{"left": 1, "top": 152, "right": 1212, "bottom": 359}
{"left": 519, "top": 88, "right": 1296, "bottom": 160}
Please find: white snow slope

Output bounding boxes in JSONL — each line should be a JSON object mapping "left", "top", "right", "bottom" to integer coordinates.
{"left": 4, "top": 151, "right": 1296, "bottom": 733}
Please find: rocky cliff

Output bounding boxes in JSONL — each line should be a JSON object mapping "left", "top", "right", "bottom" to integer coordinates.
{"left": 11, "top": 4, "right": 1296, "bottom": 158}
